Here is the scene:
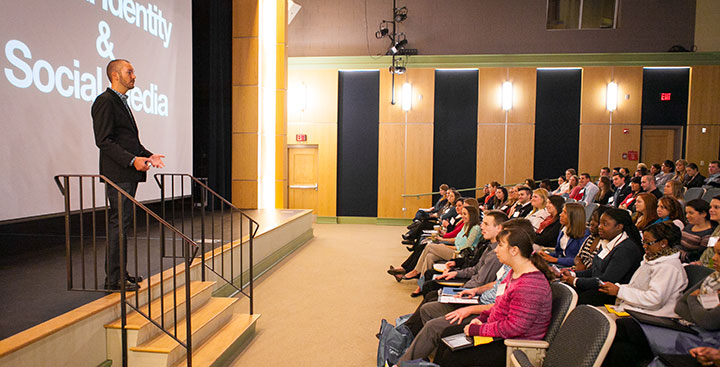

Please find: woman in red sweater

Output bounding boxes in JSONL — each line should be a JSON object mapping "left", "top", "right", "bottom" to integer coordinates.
{"left": 433, "top": 218, "right": 554, "bottom": 366}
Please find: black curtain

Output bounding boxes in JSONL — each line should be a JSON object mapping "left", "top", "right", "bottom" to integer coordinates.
{"left": 337, "top": 71, "right": 380, "bottom": 217}
{"left": 433, "top": 70, "right": 478, "bottom": 201}
{"left": 534, "top": 69, "right": 582, "bottom": 180}
{"left": 192, "top": 0, "right": 232, "bottom": 198}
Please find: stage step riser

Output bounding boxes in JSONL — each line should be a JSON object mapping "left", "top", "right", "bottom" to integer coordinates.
{"left": 128, "top": 297, "right": 238, "bottom": 367}
{"left": 105, "top": 281, "right": 216, "bottom": 364}
{"left": 172, "top": 314, "right": 261, "bottom": 367}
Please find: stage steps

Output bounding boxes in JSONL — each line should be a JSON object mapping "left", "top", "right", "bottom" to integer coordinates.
{"left": 105, "top": 281, "right": 259, "bottom": 366}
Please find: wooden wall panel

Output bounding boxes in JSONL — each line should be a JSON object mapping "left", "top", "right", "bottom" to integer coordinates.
{"left": 609, "top": 124, "right": 642, "bottom": 170}
{"left": 686, "top": 125, "right": 720, "bottom": 176}
{"left": 288, "top": 69, "right": 338, "bottom": 123}
{"left": 689, "top": 66, "right": 720, "bottom": 125}
{"left": 506, "top": 124, "right": 535, "bottom": 184}
{"left": 477, "top": 124, "right": 506, "bottom": 185}
{"left": 612, "top": 67, "right": 643, "bottom": 124}
{"left": 379, "top": 68, "right": 435, "bottom": 123}
{"left": 478, "top": 68, "right": 506, "bottom": 123}
{"left": 578, "top": 124, "right": 611, "bottom": 174}
{"left": 232, "top": 134, "right": 259, "bottom": 180}
{"left": 232, "top": 38, "right": 259, "bottom": 85}
{"left": 232, "top": 181, "right": 258, "bottom": 209}
{"left": 232, "top": 86, "right": 259, "bottom": 133}
{"left": 508, "top": 68, "right": 537, "bottom": 124}
{"left": 377, "top": 124, "right": 406, "bottom": 218}
{"left": 405, "top": 124, "right": 434, "bottom": 218}
{"left": 233, "top": 0, "right": 258, "bottom": 37}
{"left": 581, "top": 67, "right": 612, "bottom": 124}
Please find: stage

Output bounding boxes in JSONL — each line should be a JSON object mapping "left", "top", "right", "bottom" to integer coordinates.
{"left": 0, "top": 208, "right": 313, "bottom": 366}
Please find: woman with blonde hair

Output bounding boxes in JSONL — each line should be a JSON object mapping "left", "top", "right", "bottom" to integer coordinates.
{"left": 663, "top": 179, "right": 684, "bottom": 203}
{"left": 526, "top": 188, "right": 550, "bottom": 230}
{"left": 674, "top": 159, "right": 688, "bottom": 183}
{"left": 634, "top": 193, "right": 659, "bottom": 231}
{"left": 538, "top": 203, "right": 590, "bottom": 267}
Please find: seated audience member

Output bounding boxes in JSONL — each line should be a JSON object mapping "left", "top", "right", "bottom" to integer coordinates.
{"left": 611, "top": 172, "right": 631, "bottom": 207}
{"left": 620, "top": 166, "right": 632, "bottom": 178}
{"left": 565, "top": 168, "right": 577, "bottom": 183}
{"left": 674, "top": 159, "right": 688, "bottom": 183}
{"left": 653, "top": 196, "right": 686, "bottom": 230}
{"left": 526, "top": 188, "right": 551, "bottom": 230}
{"left": 642, "top": 174, "right": 664, "bottom": 199}
{"left": 695, "top": 196, "right": 720, "bottom": 268}
{"left": 391, "top": 199, "right": 467, "bottom": 276}
{"left": 599, "top": 166, "right": 611, "bottom": 180}
{"left": 577, "top": 173, "right": 600, "bottom": 205}
{"left": 477, "top": 185, "right": 491, "bottom": 207}
{"left": 432, "top": 219, "right": 553, "bottom": 367}
{"left": 599, "top": 222, "right": 688, "bottom": 367}
{"left": 634, "top": 193, "right": 659, "bottom": 232}
{"left": 650, "top": 163, "right": 662, "bottom": 177}
{"left": 539, "top": 179, "right": 552, "bottom": 192}
{"left": 404, "top": 189, "right": 460, "bottom": 243}
{"left": 685, "top": 163, "right": 706, "bottom": 189}
{"left": 398, "top": 206, "right": 481, "bottom": 281}
{"left": 678, "top": 199, "right": 716, "bottom": 263}
{"left": 567, "top": 175, "right": 582, "bottom": 200}
{"left": 552, "top": 175, "right": 569, "bottom": 195}
{"left": 663, "top": 179, "right": 685, "bottom": 203}
{"left": 538, "top": 202, "right": 590, "bottom": 267}
{"left": 488, "top": 186, "right": 509, "bottom": 212}
{"left": 412, "top": 184, "right": 449, "bottom": 222}
{"left": 509, "top": 186, "right": 533, "bottom": 219}
{"left": 524, "top": 178, "right": 536, "bottom": 190}
{"left": 397, "top": 214, "right": 511, "bottom": 361}
{"left": 655, "top": 160, "right": 675, "bottom": 190}
{"left": 619, "top": 176, "right": 643, "bottom": 211}
{"left": 595, "top": 175, "right": 614, "bottom": 205}
{"left": 638, "top": 162, "right": 649, "bottom": 174}
{"left": 574, "top": 205, "right": 609, "bottom": 271}
{"left": 560, "top": 208, "right": 643, "bottom": 306}
{"left": 704, "top": 160, "right": 720, "bottom": 189}
{"left": 503, "top": 185, "right": 519, "bottom": 215}
{"left": 535, "top": 196, "right": 565, "bottom": 248}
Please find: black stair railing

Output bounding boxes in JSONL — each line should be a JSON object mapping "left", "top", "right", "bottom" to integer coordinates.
{"left": 153, "top": 173, "right": 259, "bottom": 314}
{"left": 54, "top": 174, "right": 198, "bottom": 367}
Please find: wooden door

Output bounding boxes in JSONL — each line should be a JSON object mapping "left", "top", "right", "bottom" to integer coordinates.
{"left": 641, "top": 129, "right": 676, "bottom": 165}
{"left": 288, "top": 147, "right": 318, "bottom": 213}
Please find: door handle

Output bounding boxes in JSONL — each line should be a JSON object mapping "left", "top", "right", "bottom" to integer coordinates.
{"left": 289, "top": 184, "right": 318, "bottom": 190}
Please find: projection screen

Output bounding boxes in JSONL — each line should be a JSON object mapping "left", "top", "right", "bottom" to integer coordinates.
{"left": 0, "top": 0, "right": 192, "bottom": 221}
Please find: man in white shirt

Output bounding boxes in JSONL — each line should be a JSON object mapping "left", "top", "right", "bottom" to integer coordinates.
{"left": 703, "top": 160, "right": 720, "bottom": 189}
{"left": 578, "top": 173, "right": 599, "bottom": 205}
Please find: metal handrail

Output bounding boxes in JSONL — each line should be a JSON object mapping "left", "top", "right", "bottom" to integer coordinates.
{"left": 54, "top": 174, "right": 198, "bottom": 367}
{"left": 153, "top": 173, "right": 259, "bottom": 313}
{"left": 400, "top": 177, "right": 561, "bottom": 198}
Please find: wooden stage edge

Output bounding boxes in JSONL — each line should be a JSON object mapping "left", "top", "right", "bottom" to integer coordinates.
{"left": 0, "top": 209, "right": 313, "bottom": 366}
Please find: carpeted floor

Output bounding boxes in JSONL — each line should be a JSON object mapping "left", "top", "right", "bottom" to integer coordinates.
{"left": 231, "top": 223, "right": 420, "bottom": 366}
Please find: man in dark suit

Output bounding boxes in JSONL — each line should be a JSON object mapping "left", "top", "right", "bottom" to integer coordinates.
{"left": 92, "top": 59, "right": 165, "bottom": 291}
{"left": 610, "top": 172, "right": 631, "bottom": 207}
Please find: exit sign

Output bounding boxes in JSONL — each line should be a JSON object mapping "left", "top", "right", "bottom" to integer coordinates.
{"left": 660, "top": 93, "right": 671, "bottom": 101}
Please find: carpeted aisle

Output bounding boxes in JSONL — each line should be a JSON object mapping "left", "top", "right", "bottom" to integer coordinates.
{"left": 231, "top": 223, "right": 420, "bottom": 366}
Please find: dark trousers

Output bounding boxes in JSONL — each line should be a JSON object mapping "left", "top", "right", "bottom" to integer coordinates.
{"left": 603, "top": 317, "right": 653, "bottom": 367}
{"left": 105, "top": 182, "right": 137, "bottom": 285}
{"left": 404, "top": 291, "right": 441, "bottom": 336}
{"left": 434, "top": 324, "right": 506, "bottom": 366}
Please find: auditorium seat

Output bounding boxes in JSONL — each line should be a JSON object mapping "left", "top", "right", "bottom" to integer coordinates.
{"left": 509, "top": 305, "right": 615, "bottom": 367}
{"left": 684, "top": 187, "right": 705, "bottom": 201}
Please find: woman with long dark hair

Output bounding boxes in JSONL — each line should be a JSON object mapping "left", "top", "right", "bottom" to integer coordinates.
{"left": 538, "top": 202, "right": 589, "bottom": 267}
{"left": 433, "top": 219, "right": 553, "bottom": 366}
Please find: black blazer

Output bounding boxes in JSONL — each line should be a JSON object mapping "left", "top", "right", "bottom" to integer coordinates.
{"left": 685, "top": 174, "right": 706, "bottom": 189}
{"left": 92, "top": 88, "right": 152, "bottom": 183}
{"left": 611, "top": 184, "right": 632, "bottom": 207}
{"left": 575, "top": 237, "right": 643, "bottom": 291}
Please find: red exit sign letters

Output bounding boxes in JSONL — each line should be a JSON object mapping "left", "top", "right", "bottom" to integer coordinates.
{"left": 660, "top": 93, "right": 671, "bottom": 101}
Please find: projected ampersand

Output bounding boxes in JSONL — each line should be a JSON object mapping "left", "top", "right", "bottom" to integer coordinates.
{"left": 96, "top": 21, "right": 115, "bottom": 60}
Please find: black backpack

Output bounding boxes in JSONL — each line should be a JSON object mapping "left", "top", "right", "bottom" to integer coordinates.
{"left": 376, "top": 315, "right": 414, "bottom": 367}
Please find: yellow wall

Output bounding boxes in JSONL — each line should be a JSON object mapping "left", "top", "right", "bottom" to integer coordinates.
{"left": 284, "top": 64, "right": 720, "bottom": 218}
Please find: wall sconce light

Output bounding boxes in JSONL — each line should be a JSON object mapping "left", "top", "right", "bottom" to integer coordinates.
{"left": 502, "top": 81, "right": 513, "bottom": 111}
{"left": 402, "top": 82, "right": 412, "bottom": 111}
{"left": 607, "top": 81, "right": 618, "bottom": 112}
{"left": 289, "top": 83, "right": 307, "bottom": 112}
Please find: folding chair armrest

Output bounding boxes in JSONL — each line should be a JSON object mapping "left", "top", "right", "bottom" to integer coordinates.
{"left": 504, "top": 339, "right": 550, "bottom": 349}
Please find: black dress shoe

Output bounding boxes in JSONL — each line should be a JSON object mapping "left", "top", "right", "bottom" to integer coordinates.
{"left": 387, "top": 266, "right": 406, "bottom": 275}
{"left": 402, "top": 239, "right": 414, "bottom": 245}
{"left": 402, "top": 233, "right": 411, "bottom": 240}
{"left": 126, "top": 274, "right": 143, "bottom": 283}
{"left": 105, "top": 281, "right": 140, "bottom": 292}
{"left": 410, "top": 291, "right": 422, "bottom": 298}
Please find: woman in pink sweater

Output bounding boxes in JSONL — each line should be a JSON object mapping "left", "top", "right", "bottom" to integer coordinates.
{"left": 433, "top": 218, "right": 553, "bottom": 366}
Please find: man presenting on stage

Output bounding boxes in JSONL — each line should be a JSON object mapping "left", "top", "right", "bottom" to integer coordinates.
{"left": 92, "top": 59, "right": 165, "bottom": 291}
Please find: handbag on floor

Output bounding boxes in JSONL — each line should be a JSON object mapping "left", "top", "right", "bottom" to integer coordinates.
{"left": 376, "top": 314, "right": 414, "bottom": 367}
